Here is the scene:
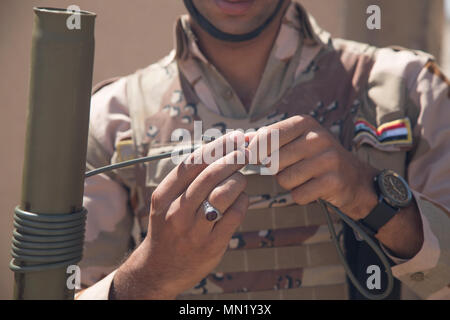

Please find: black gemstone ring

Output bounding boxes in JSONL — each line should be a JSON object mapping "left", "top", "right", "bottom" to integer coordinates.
{"left": 203, "top": 200, "right": 222, "bottom": 223}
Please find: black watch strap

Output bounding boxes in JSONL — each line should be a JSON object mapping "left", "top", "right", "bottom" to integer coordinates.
{"left": 360, "top": 196, "right": 399, "bottom": 235}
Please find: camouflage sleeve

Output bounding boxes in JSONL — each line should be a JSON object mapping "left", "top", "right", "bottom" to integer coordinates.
{"left": 393, "top": 60, "right": 450, "bottom": 300}
{"left": 77, "top": 77, "right": 134, "bottom": 298}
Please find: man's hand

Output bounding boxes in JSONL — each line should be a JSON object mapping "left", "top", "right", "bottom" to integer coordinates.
{"left": 248, "top": 115, "right": 423, "bottom": 259}
{"left": 248, "top": 115, "right": 378, "bottom": 220}
{"left": 111, "top": 132, "right": 249, "bottom": 299}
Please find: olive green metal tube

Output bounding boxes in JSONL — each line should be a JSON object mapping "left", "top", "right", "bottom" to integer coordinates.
{"left": 12, "top": 7, "right": 96, "bottom": 300}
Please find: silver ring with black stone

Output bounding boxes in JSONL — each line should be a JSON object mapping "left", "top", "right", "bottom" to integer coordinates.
{"left": 202, "top": 200, "right": 223, "bottom": 223}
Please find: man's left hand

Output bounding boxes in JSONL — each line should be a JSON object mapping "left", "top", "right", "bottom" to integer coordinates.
{"left": 248, "top": 115, "right": 379, "bottom": 221}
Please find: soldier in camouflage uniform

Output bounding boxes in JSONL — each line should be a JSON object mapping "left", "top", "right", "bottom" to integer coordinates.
{"left": 77, "top": 0, "right": 450, "bottom": 300}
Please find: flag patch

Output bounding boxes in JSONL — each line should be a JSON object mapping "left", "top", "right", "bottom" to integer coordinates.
{"left": 353, "top": 117, "right": 413, "bottom": 150}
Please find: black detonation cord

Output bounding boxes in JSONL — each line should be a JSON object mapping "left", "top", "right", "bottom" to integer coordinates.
{"left": 318, "top": 200, "right": 394, "bottom": 300}
{"left": 85, "top": 146, "right": 394, "bottom": 300}
{"left": 183, "top": 0, "right": 286, "bottom": 43}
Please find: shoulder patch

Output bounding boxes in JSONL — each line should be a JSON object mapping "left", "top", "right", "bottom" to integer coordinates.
{"left": 354, "top": 117, "right": 413, "bottom": 151}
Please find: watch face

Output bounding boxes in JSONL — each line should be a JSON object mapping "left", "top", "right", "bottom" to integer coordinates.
{"left": 378, "top": 170, "right": 412, "bottom": 208}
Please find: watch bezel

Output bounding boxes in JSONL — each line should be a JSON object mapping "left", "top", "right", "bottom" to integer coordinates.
{"left": 376, "top": 170, "right": 412, "bottom": 208}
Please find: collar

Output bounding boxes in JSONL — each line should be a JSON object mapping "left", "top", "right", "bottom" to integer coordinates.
{"left": 173, "top": 1, "right": 331, "bottom": 63}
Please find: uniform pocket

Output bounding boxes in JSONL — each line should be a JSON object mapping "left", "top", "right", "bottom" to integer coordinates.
{"left": 110, "top": 138, "right": 137, "bottom": 183}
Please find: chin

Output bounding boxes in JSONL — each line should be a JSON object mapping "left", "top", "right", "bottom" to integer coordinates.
{"left": 212, "top": 17, "right": 264, "bottom": 35}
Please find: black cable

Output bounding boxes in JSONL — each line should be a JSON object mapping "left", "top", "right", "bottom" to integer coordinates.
{"left": 85, "top": 146, "right": 197, "bottom": 178}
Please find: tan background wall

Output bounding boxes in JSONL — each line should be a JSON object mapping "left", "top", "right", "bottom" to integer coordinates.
{"left": 344, "top": 0, "right": 445, "bottom": 60}
{"left": 0, "top": 0, "right": 447, "bottom": 299}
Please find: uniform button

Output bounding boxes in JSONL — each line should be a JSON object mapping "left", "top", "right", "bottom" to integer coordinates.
{"left": 410, "top": 272, "right": 425, "bottom": 281}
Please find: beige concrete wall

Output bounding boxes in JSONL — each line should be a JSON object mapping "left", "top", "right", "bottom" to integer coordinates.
{"left": 344, "top": 0, "right": 444, "bottom": 61}
{"left": 0, "top": 0, "right": 446, "bottom": 299}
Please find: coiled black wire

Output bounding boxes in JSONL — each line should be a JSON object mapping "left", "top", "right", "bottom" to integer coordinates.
{"left": 10, "top": 207, "right": 86, "bottom": 273}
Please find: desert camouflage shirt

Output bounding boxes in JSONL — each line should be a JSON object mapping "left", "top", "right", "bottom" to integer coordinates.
{"left": 77, "top": 2, "right": 450, "bottom": 300}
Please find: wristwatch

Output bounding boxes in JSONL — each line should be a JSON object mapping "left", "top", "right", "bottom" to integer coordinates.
{"left": 359, "top": 169, "right": 413, "bottom": 236}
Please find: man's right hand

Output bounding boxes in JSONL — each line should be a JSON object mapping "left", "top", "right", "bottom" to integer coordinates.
{"left": 110, "top": 132, "right": 249, "bottom": 299}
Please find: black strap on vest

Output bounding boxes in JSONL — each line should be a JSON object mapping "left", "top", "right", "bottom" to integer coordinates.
{"left": 183, "top": 0, "right": 286, "bottom": 43}
{"left": 343, "top": 224, "right": 401, "bottom": 300}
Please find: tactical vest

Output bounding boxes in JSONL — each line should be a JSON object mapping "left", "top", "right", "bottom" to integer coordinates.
{"left": 108, "top": 40, "right": 420, "bottom": 299}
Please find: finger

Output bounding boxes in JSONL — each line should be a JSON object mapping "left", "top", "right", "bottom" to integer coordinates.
{"left": 210, "top": 192, "right": 249, "bottom": 242}
{"left": 277, "top": 130, "right": 332, "bottom": 172}
{"left": 207, "top": 172, "right": 247, "bottom": 216}
{"left": 246, "top": 126, "right": 278, "bottom": 165}
{"left": 247, "top": 115, "right": 317, "bottom": 164}
{"left": 290, "top": 173, "right": 339, "bottom": 206}
{"left": 178, "top": 149, "right": 249, "bottom": 216}
{"left": 194, "top": 172, "right": 248, "bottom": 233}
{"left": 153, "top": 131, "right": 246, "bottom": 211}
{"left": 277, "top": 150, "right": 336, "bottom": 190}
